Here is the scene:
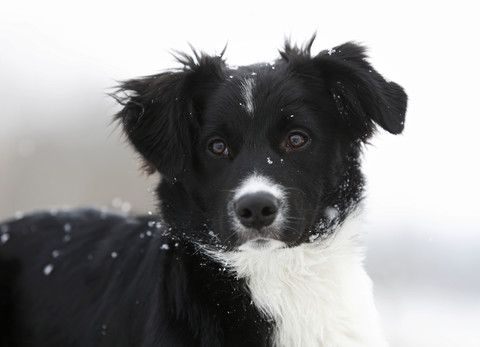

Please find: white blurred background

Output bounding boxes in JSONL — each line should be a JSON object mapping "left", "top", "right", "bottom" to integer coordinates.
{"left": 1, "top": 1, "right": 479, "bottom": 345}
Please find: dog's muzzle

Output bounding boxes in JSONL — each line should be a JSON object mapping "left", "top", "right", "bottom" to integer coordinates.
{"left": 228, "top": 173, "right": 288, "bottom": 249}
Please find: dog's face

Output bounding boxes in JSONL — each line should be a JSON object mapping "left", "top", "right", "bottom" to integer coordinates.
{"left": 188, "top": 67, "right": 354, "bottom": 250}
{"left": 115, "top": 40, "right": 407, "bottom": 250}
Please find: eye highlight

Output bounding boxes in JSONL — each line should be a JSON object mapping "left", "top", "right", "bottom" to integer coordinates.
{"left": 209, "top": 139, "right": 229, "bottom": 156}
{"left": 287, "top": 132, "right": 309, "bottom": 149}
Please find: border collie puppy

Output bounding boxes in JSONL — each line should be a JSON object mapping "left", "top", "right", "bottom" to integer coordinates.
{"left": 0, "top": 38, "right": 407, "bottom": 347}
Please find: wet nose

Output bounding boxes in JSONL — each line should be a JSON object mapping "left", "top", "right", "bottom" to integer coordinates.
{"left": 234, "top": 192, "right": 279, "bottom": 230}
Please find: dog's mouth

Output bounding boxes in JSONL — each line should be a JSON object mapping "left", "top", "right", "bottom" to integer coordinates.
{"left": 237, "top": 237, "right": 286, "bottom": 252}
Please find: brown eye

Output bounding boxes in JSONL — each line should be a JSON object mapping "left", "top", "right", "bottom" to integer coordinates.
{"left": 209, "top": 140, "right": 229, "bottom": 155}
{"left": 288, "top": 132, "right": 309, "bottom": 148}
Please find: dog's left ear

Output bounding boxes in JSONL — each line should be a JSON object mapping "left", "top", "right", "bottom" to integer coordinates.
{"left": 114, "top": 72, "right": 190, "bottom": 179}
{"left": 314, "top": 42, "right": 408, "bottom": 138}
{"left": 114, "top": 53, "right": 225, "bottom": 179}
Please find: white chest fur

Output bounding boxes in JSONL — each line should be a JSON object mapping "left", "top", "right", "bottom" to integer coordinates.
{"left": 215, "top": 217, "right": 387, "bottom": 347}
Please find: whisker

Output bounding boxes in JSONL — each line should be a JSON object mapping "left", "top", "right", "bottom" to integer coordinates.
{"left": 284, "top": 187, "right": 307, "bottom": 197}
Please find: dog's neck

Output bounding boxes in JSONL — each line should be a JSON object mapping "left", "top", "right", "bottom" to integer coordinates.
{"left": 210, "top": 214, "right": 388, "bottom": 347}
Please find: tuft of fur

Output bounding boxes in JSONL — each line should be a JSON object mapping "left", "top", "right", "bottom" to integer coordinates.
{"left": 209, "top": 212, "right": 387, "bottom": 347}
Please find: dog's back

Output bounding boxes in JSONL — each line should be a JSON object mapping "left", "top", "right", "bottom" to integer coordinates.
{"left": 0, "top": 209, "right": 274, "bottom": 346}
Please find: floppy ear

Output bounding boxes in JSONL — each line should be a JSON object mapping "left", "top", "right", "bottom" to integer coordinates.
{"left": 114, "top": 53, "right": 225, "bottom": 179}
{"left": 114, "top": 72, "right": 190, "bottom": 179}
{"left": 315, "top": 42, "right": 407, "bottom": 138}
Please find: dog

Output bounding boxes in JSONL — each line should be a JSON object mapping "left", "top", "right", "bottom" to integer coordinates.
{"left": 0, "top": 37, "right": 407, "bottom": 346}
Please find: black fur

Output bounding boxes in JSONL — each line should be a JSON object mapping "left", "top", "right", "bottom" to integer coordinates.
{"left": 0, "top": 39, "right": 407, "bottom": 346}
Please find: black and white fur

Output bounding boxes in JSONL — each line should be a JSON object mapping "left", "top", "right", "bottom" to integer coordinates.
{"left": 0, "top": 38, "right": 407, "bottom": 347}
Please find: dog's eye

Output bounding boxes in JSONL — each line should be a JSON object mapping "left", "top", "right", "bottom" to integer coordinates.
{"left": 287, "top": 132, "right": 309, "bottom": 148}
{"left": 209, "top": 140, "right": 229, "bottom": 156}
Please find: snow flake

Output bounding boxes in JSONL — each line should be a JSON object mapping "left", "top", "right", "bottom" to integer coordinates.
{"left": 325, "top": 207, "right": 339, "bottom": 221}
{"left": 1, "top": 233, "right": 9, "bottom": 244}
{"left": 121, "top": 202, "right": 132, "bottom": 213}
{"left": 43, "top": 264, "right": 54, "bottom": 276}
{"left": 101, "top": 324, "right": 108, "bottom": 336}
{"left": 112, "top": 198, "right": 122, "bottom": 209}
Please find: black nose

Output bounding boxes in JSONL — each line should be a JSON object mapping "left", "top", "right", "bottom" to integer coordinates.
{"left": 234, "top": 192, "right": 279, "bottom": 230}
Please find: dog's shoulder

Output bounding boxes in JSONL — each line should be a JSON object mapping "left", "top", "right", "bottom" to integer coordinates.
{"left": 0, "top": 209, "right": 190, "bottom": 345}
{"left": 0, "top": 209, "right": 271, "bottom": 346}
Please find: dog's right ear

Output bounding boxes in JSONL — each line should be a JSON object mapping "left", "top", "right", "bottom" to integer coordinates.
{"left": 114, "top": 53, "right": 226, "bottom": 180}
{"left": 314, "top": 42, "right": 408, "bottom": 139}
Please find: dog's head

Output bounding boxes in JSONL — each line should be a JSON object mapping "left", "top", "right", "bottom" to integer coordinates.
{"left": 115, "top": 39, "right": 407, "bottom": 251}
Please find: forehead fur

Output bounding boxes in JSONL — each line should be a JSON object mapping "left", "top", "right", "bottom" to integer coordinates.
{"left": 173, "top": 35, "right": 316, "bottom": 72}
